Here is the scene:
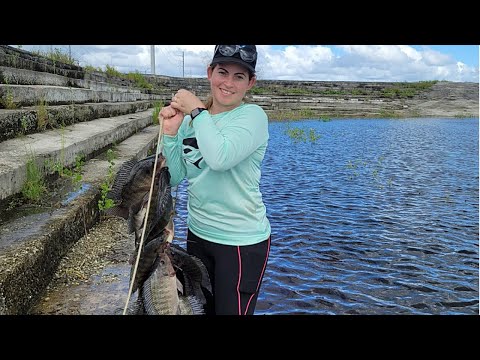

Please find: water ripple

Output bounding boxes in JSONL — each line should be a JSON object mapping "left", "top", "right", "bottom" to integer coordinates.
{"left": 176, "top": 118, "right": 479, "bottom": 315}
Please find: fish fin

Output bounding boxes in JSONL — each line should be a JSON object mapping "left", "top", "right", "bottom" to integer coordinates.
{"left": 126, "top": 297, "right": 144, "bottom": 315}
{"left": 176, "top": 277, "right": 184, "bottom": 295}
{"left": 170, "top": 243, "right": 212, "bottom": 294}
{"left": 106, "top": 158, "right": 138, "bottom": 201}
{"left": 130, "top": 206, "right": 146, "bottom": 235}
{"left": 186, "top": 295, "right": 205, "bottom": 315}
{"left": 165, "top": 221, "right": 174, "bottom": 243}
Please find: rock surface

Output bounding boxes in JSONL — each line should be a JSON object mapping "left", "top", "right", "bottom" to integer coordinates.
{"left": 31, "top": 216, "right": 137, "bottom": 315}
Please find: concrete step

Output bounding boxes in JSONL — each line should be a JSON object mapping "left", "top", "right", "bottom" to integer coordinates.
{"left": 0, "top": 123, "right": 161, "bottom": 314}
{"left": 0, "top": 45, "right": 84, "bottom": 79}
{"left": 0, "top": 84, "right": 162, "bottom": 108}
{"left": 0, "top": 66, "right": 143, "bottom": 93}
{"left": 0, "top": 100, "right": 157, "bottom": 142}
{"left": 0, "top": 109, "right": 155, "bottom": 201}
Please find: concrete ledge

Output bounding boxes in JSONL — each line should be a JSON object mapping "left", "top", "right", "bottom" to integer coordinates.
{"left": 0, "top": 45, "right": 84, "bottom": 79}
{"left": 0, "top": 125, "right": 160, "bottom": 314}
{"left": 0, "top": 109, "right": 155, "bottom": 201}
{"left": 0, "top": 66, "right": 143, "bottom": 94}
{"left": 0, "top": 100, "right": 156, "bottom": 142}
{"left": 0, "top": 84, "right": 162, "bottom": 108}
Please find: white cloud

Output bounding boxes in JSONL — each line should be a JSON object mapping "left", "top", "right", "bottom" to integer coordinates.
{"left": 421, "top": 48, "right": 455, "bottom": 66}
{"left": 13, "top": 45, "right": 479, "bottom": 83}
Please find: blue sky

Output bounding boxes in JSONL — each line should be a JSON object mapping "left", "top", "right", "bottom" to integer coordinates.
{"left": 15, "top": 45, "right": 479, "bottom": 83}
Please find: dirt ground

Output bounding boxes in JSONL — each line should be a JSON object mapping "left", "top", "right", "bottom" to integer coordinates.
{"left": 31, "top": 216, "right": 139, "bottom": 315}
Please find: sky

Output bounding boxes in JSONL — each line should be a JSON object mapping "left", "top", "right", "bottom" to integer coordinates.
{"left": 14, "top": 45, "right": 479, "bottom": 83}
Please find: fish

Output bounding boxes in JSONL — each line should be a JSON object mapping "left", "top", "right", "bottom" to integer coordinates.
{"left": 129, "top": 227, "right": 169, "bottom": 294}
{"left": 106, "top": 153, "right": 174, "bottom": 247}
{"left": 127, "top": 224, "right": 211, "bottom": 315}
{"left": 170, "top": 243, "right": 212, "bottom": 309}
{"left": 111, "top": 154, "right": 210, "bottom": 315}
{"left": 139, "top": 165, "right": 174, "bottom": 245}
{"left": 106, "top": 153, "right": 161, "bottom": 221}
{"left": 141, "top": 242, "right": 204, "bottom": 315}
{"left": 131, "top": 239, "right": 206, "bottom": 315}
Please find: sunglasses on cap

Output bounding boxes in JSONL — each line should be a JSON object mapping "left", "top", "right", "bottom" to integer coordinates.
{"left": 215, "top": 45, "right": 257, "bottom": 63}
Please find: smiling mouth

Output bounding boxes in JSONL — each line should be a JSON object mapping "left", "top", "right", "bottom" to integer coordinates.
{"left": 220, "top": 88, "right": 234, "bottom": 95}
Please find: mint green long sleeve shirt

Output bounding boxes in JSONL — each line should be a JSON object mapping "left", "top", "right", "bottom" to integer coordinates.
{"left": 162, "top": 102, "right": 271, "bottom": 246}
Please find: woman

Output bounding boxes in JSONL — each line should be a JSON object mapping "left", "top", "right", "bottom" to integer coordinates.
{"left": 159, "top": 45, "right": 271, "bottom": 315}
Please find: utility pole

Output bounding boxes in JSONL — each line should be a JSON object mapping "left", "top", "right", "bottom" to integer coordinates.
{"left": 151, "top": 45, "right": 156, "bottom": 75}
{"left": 68, "top": 45, "right": 71, "bottom": 62}
{"left": 182, "top": 51, "right": 185, "bottom": 78}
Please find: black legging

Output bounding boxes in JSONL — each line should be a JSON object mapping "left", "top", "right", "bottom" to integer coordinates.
{"left": 187, "top": 229, "right": 271, "bottom": 315}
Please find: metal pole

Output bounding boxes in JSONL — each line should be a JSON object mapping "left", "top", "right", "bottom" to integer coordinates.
{"left": 151, "top": 45, "right": 156, "bottom": 75}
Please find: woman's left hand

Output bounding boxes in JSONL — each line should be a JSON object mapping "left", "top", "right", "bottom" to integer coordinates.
{"left": 171, "top": 89, "right": 205, "bottom": 115}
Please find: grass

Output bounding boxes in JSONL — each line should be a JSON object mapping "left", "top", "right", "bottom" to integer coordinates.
{"left": 126, "top": 71, "right": 154, "bottom": 90}
{"left": 20, "top": 116, "right": 28, "bottom": 135}
{"left": 152, "top": 101, "right": 163, "bottom": 124}
{"left": 42, "top": 125, "right": 85, "bottom": 190}
{"left": 381, "top": 81, "right": 438, "bottom": 98}
{"left": 284, "top": 124, "right": 321, "bottom": 144}
{"left": 1, "top": 88, "right": 16, "bottom": 109}
{"left": 270, "top": 108, "right": 320, "bottom": 121}
{"left": 345, "top": 156, "right": 393, "bottom": 188}
{"left": 36, "top": 98, "right": 49, "bottom": 130}
{"left": 98, "top": 149, "right": 116, "bottom": 212}
{"left": 32, "top": 48, "right": 78, "bottom": 66}
{"left": 379, "top": 109, "right": 401, "bottom": 118}
{"left": 21, "top": 149, "right": 46, "bottom": 202}
{"left": 67, "top": 155, "right": 85, "bottom": 191}
{"left": 84, "top": 64, "right": 158, "bottom": 91}
{"left": 454, "top": 113, "right": 477, "bottom": 118}
{"left": 251, "top": 81, "right": 439, "bottom": 98}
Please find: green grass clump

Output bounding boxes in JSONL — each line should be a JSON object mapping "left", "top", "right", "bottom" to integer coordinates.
{"left": 98, "top": 149, "right": 116, "bottom": 212}
{"left": 152, "top": 101, "right": 163, "bottom": 124}
{"left": 32, "top": 48, "right": 78, "bottom": 66}
{"left": 22, "top": 155, "right": 46, "bottom": 202}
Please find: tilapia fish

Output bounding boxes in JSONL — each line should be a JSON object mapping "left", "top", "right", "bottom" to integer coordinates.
{"left": 106, "top": 153, "right": 161, "bottom": 218}
{"left": 106, "top": 153, "right": 173, "bottom": 246}
{"left": 139, "top": 165, "right": 173, "bottom": 245}
{"left": 127, "top": 226, "right": 211, "bottom": 315}
{"left": 142, "top": 245, "right": 203, "bottom": 315}
{"left": 133, "top": 240, "right": 206, "bottom": 315}
{"left": 129, "top": 228, "right": 170, "bottom": 294}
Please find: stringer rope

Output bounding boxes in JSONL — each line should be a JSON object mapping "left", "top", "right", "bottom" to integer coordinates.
{"left": 122, "top": 115, "right": 165, "bottom": 315}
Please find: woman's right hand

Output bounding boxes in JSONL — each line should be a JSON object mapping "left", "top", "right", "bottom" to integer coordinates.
{"left": 159, "top": 104, "right": 184, "bottom": 136}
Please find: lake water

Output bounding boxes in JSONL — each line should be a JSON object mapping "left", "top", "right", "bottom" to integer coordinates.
{"left": 172, "top": 118, "right": 479, "bottom": 315}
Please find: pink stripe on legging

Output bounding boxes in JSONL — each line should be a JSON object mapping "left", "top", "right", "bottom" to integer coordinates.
{"left": 236, "top": 246, "right": 242, "bottom": 315}
{"left": 236, "top": 237, "right": 271, "bottom": 315}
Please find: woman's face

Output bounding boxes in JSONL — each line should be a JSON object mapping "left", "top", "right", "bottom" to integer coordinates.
{"left": 207, "top": 62, "right": 256, "bottom": 113}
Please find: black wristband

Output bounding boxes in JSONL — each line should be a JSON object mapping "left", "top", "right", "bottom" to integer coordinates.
{"left": 191, "top": 107, "right": 207, "bottom": 120}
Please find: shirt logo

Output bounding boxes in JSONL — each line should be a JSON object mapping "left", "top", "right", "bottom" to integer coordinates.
{"left": 183, "top": 137, "right": 203, "bottom": 169}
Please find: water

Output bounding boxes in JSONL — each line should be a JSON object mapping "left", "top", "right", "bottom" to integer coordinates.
{"left": 61, "top": 183, "right": 91, "bottom": 205}
{"left": 172, "top": 118, "right": 479, "bottom": 315}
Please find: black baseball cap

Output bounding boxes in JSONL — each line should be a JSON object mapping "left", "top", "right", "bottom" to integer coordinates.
{"left": 210, "top": 45, "right": 257, "bottom": 74}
